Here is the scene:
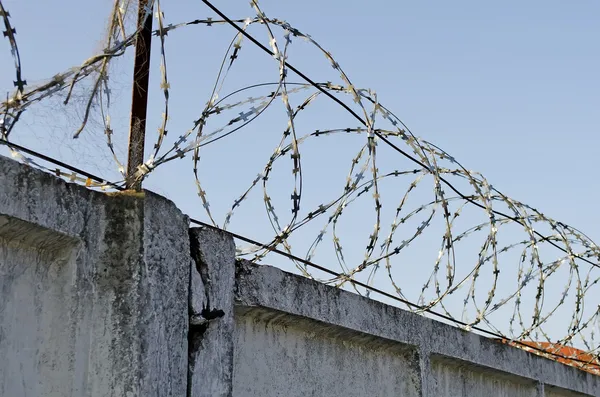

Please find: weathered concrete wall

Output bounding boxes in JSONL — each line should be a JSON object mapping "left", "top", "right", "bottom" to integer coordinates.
{"left": 233, "top": 309, "right": 421, "bottom": 397}
{"left": 2, "top": 154, "right": 599, "bottom": 397}
{"left": 228, "top": 261, "right": 600, "bottom": 397}
{"left": 0, "top": 155, "right": 189, "bottom": 397}
{"left": 229, "top": 261, "right": 600, "bottom": 397}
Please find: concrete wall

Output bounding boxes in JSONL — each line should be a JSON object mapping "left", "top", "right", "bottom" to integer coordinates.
{"left": 0, "top": 156, "right": 189, "bottom": 397}
{"left": 231, "top": 261, "right": 600, "bottom": 397}
{"left": 1, "top": 154, "right": 599, "bottom": 397}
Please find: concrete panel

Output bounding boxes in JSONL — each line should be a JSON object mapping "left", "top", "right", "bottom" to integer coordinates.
{"left": 0, "top": 219, "right": 80, "bottom": 397}
{"left": 430, "top": 357, "right": 537, "bottom": 397}
{"left": 546, "top": 386, "right": 594, "bottom": 397}
{"left": 234, "top": 261, "right": 600, "bottom": 397}
{"left": 233, "top": 309, "right": 421, "bottom": 397}
{"left": 0, "top": 155, "right": 189, "bottom": 397}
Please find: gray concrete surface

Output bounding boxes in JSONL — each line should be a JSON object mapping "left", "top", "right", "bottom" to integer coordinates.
{"left": 234, "top": 260, "right": 600, "bottom": 397}
{"left": 188, "top": 227, "right": 236, "bottom": 397}
{"left": 233, "top": 308, "right": 421, "bottom": 397}
{"left": 0, "top": 155, "right": 189, "bottom": 397}
{"left": 1, "top": 154, "right": 599, "bottom": 397}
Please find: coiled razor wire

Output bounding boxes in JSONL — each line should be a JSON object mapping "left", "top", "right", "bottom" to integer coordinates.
{"left": 1, "top": 0, "right": 599, "bottom": 374}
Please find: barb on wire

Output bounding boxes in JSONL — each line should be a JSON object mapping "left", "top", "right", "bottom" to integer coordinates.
{"left": 0, "top": 0, "right": 25, "bottom": 138}
{"left": 1, "top": 0, "right": 599, "bottom": 374}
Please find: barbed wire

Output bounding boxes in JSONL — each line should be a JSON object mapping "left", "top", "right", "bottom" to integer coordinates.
{"left": 1, "top": 0, "right": 599, "bottom": 374}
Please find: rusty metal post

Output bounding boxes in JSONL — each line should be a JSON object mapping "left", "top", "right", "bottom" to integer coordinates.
{"left": 126, "top": 0, "right": 153, "bottom": 190}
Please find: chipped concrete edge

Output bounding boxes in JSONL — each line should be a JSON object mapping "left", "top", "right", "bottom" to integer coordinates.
{"left": 188, "top": 226, "right": 236, "bottom": 397}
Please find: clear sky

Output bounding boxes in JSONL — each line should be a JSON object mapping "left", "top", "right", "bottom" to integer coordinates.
{"left": 1, "top": 0, "right": 599, "bottom": 344}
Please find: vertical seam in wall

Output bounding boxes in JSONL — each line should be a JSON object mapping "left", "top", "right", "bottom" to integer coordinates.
{"left": 187, "top": 256, "right": 193, "bottom": 397}
{"left": 537, "top": 382, "right": 545, "bottom": 397}
{"left": 418, "top": 347, "right": 432, "bottom": 397}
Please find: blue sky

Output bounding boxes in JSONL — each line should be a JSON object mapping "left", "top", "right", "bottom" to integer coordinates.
{"left": 1, "top": 0, "right": 599, "bottom": 343}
